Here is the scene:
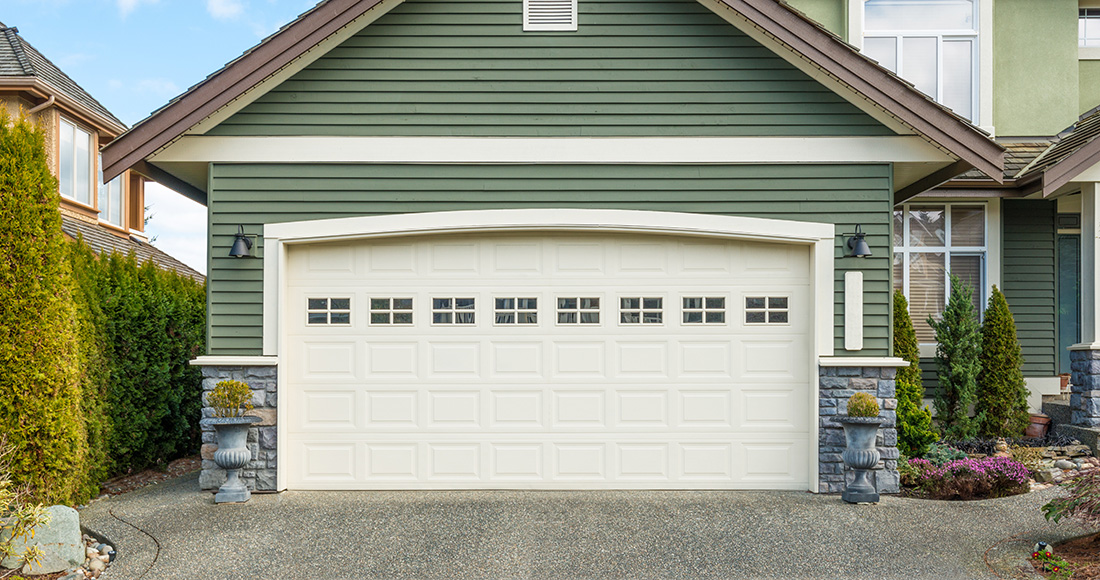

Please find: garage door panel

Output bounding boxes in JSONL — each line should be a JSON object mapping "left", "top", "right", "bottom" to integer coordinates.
{"left": 286, "top": 233, "right": 812, "bottom": 490}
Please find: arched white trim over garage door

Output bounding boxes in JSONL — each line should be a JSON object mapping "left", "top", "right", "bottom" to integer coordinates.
{"left": 263, "top": 210, "right": 835, "bottom": 491}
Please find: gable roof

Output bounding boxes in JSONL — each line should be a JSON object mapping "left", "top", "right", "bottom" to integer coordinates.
{"left": 1011, "top": 107, "right": 1100, "bottom": 196}
{"left": 101, "top": 0, "right": 1003, "bottom": 189}
{"left": 0, "top": 23, "right": 126, "bottom": 133}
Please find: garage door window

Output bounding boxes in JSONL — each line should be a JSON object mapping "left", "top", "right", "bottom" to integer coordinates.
{"left": 433, "top": 297, "right": 476, "bottom": 325}
{"left": 495, "top": 298, "right": 538, "bottom": 324}
{"left": 370, "top": 298, "right": 413, "bottom": 325}
{"left": 620, "top": 297, "right": 663, "bottom": 324}
{"left": 307, "top": 298, "right": 351, "bottom": 325}
{"left": 557, "top": 297, "right": 600, "bottom": 324}
{"left": 745, "top": 296, "right": 788, "bottom": 325}
{"left": 683, "top": 297, "right": 726, "bottom": 324}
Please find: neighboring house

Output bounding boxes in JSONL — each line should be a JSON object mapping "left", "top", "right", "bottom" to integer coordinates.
{"left": 775, "top": 0, "right": 1100, "bottom": 444}
{"left": 102, "top": 0, "right": 1009, "bottom": 495}
{"left": 0, "top": 22, "right": 203, "bottom": 282}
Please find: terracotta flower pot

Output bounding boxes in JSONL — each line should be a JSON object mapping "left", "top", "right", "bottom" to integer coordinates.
{"left": 1025, "top": 414, "right": 1051, "bottom": 439}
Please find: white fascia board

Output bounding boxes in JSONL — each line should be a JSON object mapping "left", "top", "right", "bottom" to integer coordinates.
{"left": 819, "top": 357, "right": 910, "bottom": 367}
{"left": 151, "top": 135, "right": 952, "bottom": 165}
{"left": 263, "top": 208, "right": 835, "bottom": 245}
{"left": 190, "top": 355, "right": 278, "bottom": 366}
{"left": 183, "top": 0, "right": 406, "bottom": 138}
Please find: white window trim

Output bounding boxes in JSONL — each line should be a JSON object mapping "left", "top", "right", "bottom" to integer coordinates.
{"left": 849, "top": 0, "right": 994, "bottom": 135}
{"left": 98, "top": 157, "right": 125, "bottom": 228}
{"left": 893, "top": 198, "right": 1001, "bottom": 357}
{"left": 59, "top": 116, "right": 95, "bottom": 207}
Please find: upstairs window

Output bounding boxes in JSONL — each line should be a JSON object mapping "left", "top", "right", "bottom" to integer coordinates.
{"left": 98, "top": 155, "right": 123, "bottom": 227}
{"left": 1082, "top": 9, "right": 1100, "bottom": 47}
{"left": 59, "top": 118, "right": 93, "bottom": 205}
{"left": 863, "top": 0, "right": 979, "bottom": 122}
{"left": 893, "top": 203, "right": 986, "bottom": 342}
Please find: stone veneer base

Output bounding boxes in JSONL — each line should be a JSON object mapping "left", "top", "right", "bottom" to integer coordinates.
{"left": 1070, "top": 350, "right": 1100, "bottom": 429}
{"left": 818, "top": 366, "right": 900, "bottom": 495}
{"left": 199, "top": 365, "right": 278, "bottom": 492}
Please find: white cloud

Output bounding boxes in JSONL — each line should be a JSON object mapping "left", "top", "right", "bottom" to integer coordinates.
{"left": 117, "top": 0, "right": 156, "bottom": 17}
{"left": 144, "top": 183, "right": 207, "bottom": 275}
{"left": 207, "top": 0, "right": 246, "bottom": 20}
{"left": 136, "top": 78, "right": 180, "bottom": 97}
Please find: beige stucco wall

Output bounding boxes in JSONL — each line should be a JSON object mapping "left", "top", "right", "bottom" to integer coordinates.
{"left": 0, "top": 95, "right": 58, "bottom": 177}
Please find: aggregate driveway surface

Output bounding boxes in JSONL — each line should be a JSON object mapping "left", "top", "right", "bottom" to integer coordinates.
{"left": 80, "top": 473, "right": 1084, "bottom": 580}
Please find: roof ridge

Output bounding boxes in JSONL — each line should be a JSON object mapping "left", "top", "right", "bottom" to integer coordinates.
{"left": 2, "top": 27, "right": 35, "bottom": 75}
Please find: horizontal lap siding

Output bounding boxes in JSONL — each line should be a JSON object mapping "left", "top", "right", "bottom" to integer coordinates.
{"left": 207, "top": 0, "right": 891, "bottom": 137}
{"left": 208, "top": 163, "right": 893, "bottom": 356}
{"left": 1002, "top": 199, "right": 1056, "bottom": 377}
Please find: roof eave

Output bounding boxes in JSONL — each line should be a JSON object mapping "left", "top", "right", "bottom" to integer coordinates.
{"left": 715, "top": 0, "right": 1004, "bottom": 183}
{"left": 0, "top": 77, "right": 127, "bottom": 135}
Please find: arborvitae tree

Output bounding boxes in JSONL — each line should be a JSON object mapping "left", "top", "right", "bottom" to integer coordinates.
{"left": 893, "top": 291, "right": 937, "bottom": 457}
{"left": 929, "top": 274, "right": 984, "bottom": 440}
{"left": 0, "top": 110, "right": 88, "bottom": 503}
{"left": 69, "top": 238, "right": 112, "bottom": 493}
{"left": 976, "top": 286, "right": 1030, "bottom": 437}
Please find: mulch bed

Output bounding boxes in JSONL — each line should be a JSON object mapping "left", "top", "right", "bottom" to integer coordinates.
{"left": 1052, "top": 532, "right": 1100, "bottom": 579}
{"left": 97, "top": 456, "right": 201, "bottom": 496}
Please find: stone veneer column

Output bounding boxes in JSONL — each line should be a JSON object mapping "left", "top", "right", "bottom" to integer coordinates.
{"left": 818, "top": 366, "right": 899, "bottom": 494}
{"left": 1070, "top": 350, "right": 1100, "bottom": 428}
{"left": 199, "top": 365, "right": 278, "bottom": 492}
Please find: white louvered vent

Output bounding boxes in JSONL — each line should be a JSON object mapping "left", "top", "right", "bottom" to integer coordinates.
{"left": 523, "top": 0, "right": 577, "bottom": 31}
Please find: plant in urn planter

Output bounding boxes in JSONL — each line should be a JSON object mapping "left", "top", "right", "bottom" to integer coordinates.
{"left": 836, "top": 392, "right": 884, "bottom": 504}
{"left": 207, "top": 380, "right": 260, "bottom": 504}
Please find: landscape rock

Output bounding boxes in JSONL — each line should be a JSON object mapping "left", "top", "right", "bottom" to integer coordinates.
{"left": 1055, "top": 459, "right": 1077, "bottom": 470}
{"left": 1, "top": 505, "right": 84, "bottom": 574}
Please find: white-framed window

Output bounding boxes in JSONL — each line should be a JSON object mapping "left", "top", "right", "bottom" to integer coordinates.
{"left": 307, "top": 298, "right": 351, "bottom": 325}
{"left": 862, "top": 0, "right": 980, "bottom": 123}
{"left": 620, "top": 297, "right": 663, "bottom": 325}
{"left": 682, "top": 297, "right": 726, "bottom": 325}
{"left": 893, "top": 203, "right": 986, "bottom": 343}
{"left": 1082, "top": 9, "right": 1100, "bottom": 47}
{"left": 432, "top": 297, "right": 476, "bottom": 325}
{"left": 523, "top": 0, "right": 577, "bottom": 31}
{"left": 495, "top": 297, "right": 538, "bottom": 325}
{"left": 745, "top": 296, "right": 789, "bottom": 325}
{"left": 557, "top": 297, "right": 600, "bottom": 324}
{"left": 369, "top": 298, "right": 413, "bottom": 325}
{"left": 98, "top": 155, "right": 123, "bottom": 227}
{"left": 59, "top": 117, "right": 93, "bottom": 205}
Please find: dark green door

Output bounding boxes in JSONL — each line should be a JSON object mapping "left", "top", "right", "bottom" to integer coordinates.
{"left": 1057, "top": 234, "right": 1080, "bottom": 374}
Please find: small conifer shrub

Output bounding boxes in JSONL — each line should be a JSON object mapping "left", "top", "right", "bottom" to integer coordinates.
{"left": 893, "top": 291, "right": 938, "bottom": 457}
{"left": 929, "top": 274, "right": 983, "bottom": 440}
{"left": 976, "top": 286, "right": 1029, "bottom": 437}
{"left": 847, "top": 392, "right": 880, "bottom": 417}
{"left": 209, "top": 380, "right": 254, "bottom": 418}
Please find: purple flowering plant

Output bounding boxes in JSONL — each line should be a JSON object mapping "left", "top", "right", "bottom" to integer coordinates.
{"left": 904, "top": 455, "right": 1031, "bottom": 500}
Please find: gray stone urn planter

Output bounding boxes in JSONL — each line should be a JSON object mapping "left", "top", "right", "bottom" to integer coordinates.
{"left": 835, "top": 416, "right": 884, "bottom": 504}
{"left": 209, "top": 416, "right": 262, "bottom": 503}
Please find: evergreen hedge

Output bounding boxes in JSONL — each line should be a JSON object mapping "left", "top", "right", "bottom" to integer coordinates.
{"left": 929, "top": 274, "right": 984, "bottom": 441}
{"left": 976, "top": 286, "right": 1029, "bottom": 437}
{"left": 893, "top": 291, "right": 938, "bottom": 457}
{"left": 0, "top": 111, "right": 88, "bottom": 504}
{"left": 0, "top": 111, "right": 206, "bottom": 504}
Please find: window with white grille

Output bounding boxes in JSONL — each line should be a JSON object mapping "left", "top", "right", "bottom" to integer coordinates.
{"left": 523, "top": 0, "right": 577, "bottom": 31}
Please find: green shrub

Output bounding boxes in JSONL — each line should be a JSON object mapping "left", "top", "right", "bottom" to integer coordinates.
{"left": 929, "top": 274, "right": 983, "bottom": 440}
{"left": 847, "top": 392, "right": 880, "bottom": 417}
{"left": 893, "top": 290, "right": 922, "bottom": 388}
{"left": 1009, "top": 445, "right": 1044, "bottom": 475}
{"left": 68, "top": 240, "right": 111, "bottom": 497}
{"left": 893, "top": 291, "right": 938, "bottom": 457}
{"left": 1042, "top": 468, "right": 1100, "bottom": 528}
{"left": 0, "top": 437, "right": 48, "bottom": 571}
{"left": 209, "top": 380, "right": 254, "bottom": 418}
{"left": 923, "top": 442, "right": 967, "bottom": 466}
{"left": 0, "top": 111, "right": 88, "bottom": 504}
{"left": 976, "top": 286, "right": 1029, "bottom": 437}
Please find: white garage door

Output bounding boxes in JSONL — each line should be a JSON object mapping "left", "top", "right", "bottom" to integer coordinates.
{"left": 284, "top": 233, "right": 811, "bottom": 490}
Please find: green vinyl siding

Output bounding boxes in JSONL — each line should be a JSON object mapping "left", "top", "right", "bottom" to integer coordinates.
{"left": 207, "top": 0, "right": 892, "bottom": 138}
{"left": 1002, "top": 199, "right": 1056, "bottom": 377}
{"left": 207, "top": 163, "right": 893, "bottom": 356}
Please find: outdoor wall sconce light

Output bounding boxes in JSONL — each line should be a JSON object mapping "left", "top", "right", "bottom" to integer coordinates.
{"left": 229, "top": 225, "right": 257, "bottom": 258}
{"left": 845, "top": 225, "right": 872, "bottom": 258}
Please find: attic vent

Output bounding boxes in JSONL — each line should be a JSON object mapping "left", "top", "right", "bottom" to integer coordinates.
{"left": 523, "top": 0, "right": 577, "bottom": 31}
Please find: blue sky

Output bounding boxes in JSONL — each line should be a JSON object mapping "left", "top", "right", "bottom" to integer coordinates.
{"left": 6, "top": 0, "right": 319, "bottom": 273}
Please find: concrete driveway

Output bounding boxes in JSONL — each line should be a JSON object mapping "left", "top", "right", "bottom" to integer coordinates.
{"left": 80, "top": 473, "right": 1084, "bottom": 580}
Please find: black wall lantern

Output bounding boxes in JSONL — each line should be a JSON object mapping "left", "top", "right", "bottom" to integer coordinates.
{"left": 229, "top": 225, "right": 257, "bottom": 258}
{"left": 845, "top": 225, "right": 872, "bottom": 258}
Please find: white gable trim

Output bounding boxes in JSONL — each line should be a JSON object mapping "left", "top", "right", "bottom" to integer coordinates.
{"left": 151, "top": 135, "right": 953, "bottom": 164}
